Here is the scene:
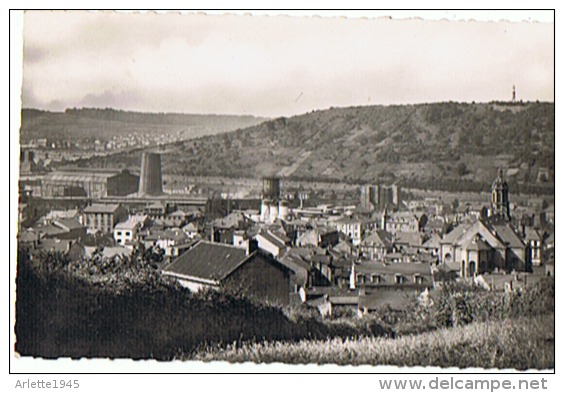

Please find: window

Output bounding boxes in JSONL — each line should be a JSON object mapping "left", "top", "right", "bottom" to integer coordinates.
{"left": 395, "top": 275, "right": 404, "bottom": 284}
{"left": 117, "top": 231, "right": 122, "bottom": 236}
{"left": 356, "top": 274, "right": 365, "bottom": 285}
{"left": 413, "top": 274, "right": 423, "bottom": 284}
{"left": 371, "top": 275, "right": 381, "bottom": 284}
{"left": 126, "top": 231, "right": 131, "bottom": 236}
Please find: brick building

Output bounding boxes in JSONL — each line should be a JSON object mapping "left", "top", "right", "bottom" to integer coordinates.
{"left": 83, "top": 203, "right": 127, "bottom": 234}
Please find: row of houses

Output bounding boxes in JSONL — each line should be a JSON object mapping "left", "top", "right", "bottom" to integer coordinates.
{"left": 19, "top": 175, "right": 554, "bottom": 316}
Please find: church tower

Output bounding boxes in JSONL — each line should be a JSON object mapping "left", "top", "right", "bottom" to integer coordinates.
{"left": 491, "top": 167, "right": 510, "bottom": 220}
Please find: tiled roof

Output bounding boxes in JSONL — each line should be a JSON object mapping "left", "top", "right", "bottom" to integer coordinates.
{"left": 18, "top": 230, "right": 40, "bottom": 242}
{"left": 384, "top": 252, "right": 403, "bottom": 261}
{"left": 395, "top": 231, "right": 424, "bottom": 246}
{"left": 422, "top": 233, "right": 442, "bottom": 248}
{"left": 462, "top": 221, "right": 505, "bottom": 249}
{"left": 267, "top": 228, "right": 290, "bottom": 244}
{"left": 45, "top": 209, "right": 79, "bottom": 220}
{"left": 481, "top": 273, "right": 546, "bottom": 291}
{"left": 334, "top": 239, "right": 353, "bottom": 253}
{"left": 288, "top": 246, "right": 316, "bottom": 259}
{"left": 44, "top": 170, "right": 121, "bottom": 182}
{"left": 53, "top": 218, "right": 85, "bottom": 231}
{"left": 329, "top": 296, "right": 358, "bottom": 306}
{"left": 35, "top": 223, "right": 68, "bottom": 236}
{"left": 334, "top": 215, "right": 372, "bottom": 225}
{"left": 163, "top": 240, "right": 249, "bottom": 282}
{"left": 441, "top": 223, "right": 471, "bottom": 244}
{"left": 317, "top": 226, "right": 338, "bottom": 235}
{"left": 445, "top": 220, "right": 506, "bottom": 252}
{"left": 182, "top": 222, "right": 199, "bottom": 232}
{"left": 524, "top": 227, "right": 542, "bottom": 242}
{"left": 492, "top": 225, "right": 525, "bottom": 249}
{"left": 168, "top": 210, "right": 187, "bottom": 217}
{"left": 311, "top": 254, "right": 332, "bottom": 265}
{"left": 145, "top": 229, "right": 188, "bottom": 242}
{"left": 327, "top": 253, "right": 352, "bottom": 268}
{"left": 415, "top": 253, "right": 439, "bottom": 264}
{"left": 362, "top": 230, "right": 393, "bottom": 247}
{"left": 280, "top": 252, "right": 310, "bottom": 272}
{"left": 441, "top": 261, "right": 460, "bottom": 272}
{"left": 115, "top": 220, "right": 138, "bottom": 230}
{"left": 359, "top": 291, "right": 414, "bottom": 311}
{"left": 356, "top": 261, "right": 432, "bottom": 276}
{"left": 38, "top": 239, "right": 73, "bottom": 253}
{"left": 462, "top": 236, "right": 492, "bottom": 252}
{"left": 257, "top": 230, "right": 286, "bottom": 249}
{"left": 147, "top": 201, "right": 165, "bottom": 209}
{"left": 84, "top": 203, "right": 120, "bottom": 214}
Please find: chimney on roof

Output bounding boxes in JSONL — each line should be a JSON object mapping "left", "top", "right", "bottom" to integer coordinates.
{"left": 349, "top": 263, "right": 356, "bottom": 290}
{"left": 247, "top": 238, "right": 258, "bottom": 256}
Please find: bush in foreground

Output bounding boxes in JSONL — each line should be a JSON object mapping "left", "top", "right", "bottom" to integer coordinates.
{"left": 16, "top": 246, "right": 390, "bottom": 359}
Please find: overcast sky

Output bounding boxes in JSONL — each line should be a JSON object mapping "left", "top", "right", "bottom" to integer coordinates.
{"left": 21, "top": 11, "right": 554, "bottom": 117}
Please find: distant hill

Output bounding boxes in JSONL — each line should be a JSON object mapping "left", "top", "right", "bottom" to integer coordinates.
{"left": 63, "top": 102, "right": 555, "bottom": 195}
{"left": 19, "top": 108, "right": 267, "bottom": 144}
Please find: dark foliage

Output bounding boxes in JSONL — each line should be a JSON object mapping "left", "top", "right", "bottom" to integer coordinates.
{"left": 15, "top": 246, "right": 390, "bottom": 359}
{"left": 15, "top": 243, "right": 553, "bottom": 359}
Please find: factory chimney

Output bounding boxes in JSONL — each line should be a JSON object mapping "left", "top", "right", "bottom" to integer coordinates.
{"left": 138, "top": 152, "right": 163, "bottom": 196}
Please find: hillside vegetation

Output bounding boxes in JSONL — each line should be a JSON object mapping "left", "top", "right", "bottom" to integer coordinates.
{"left": 68, "top": 102, "right": 554, "bottom": 194}
{"left": 20, "top": 108, "right": 267, "bottom": 144}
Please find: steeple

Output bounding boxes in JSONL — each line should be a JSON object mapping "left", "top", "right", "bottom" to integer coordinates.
{"left": 381, "top": 207, "right": 388, "bottom": 230}
{"left": 491, "top": 167, "right": 510, "bottom": 220}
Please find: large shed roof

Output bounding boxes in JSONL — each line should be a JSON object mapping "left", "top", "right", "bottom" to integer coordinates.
{"left": 44, "top": 170, "right": 121, "bottom": 183}
{"left": 163, "top": 241, "right": 250, "bottom": 282}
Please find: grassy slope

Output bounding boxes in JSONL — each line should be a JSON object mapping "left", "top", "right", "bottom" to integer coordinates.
{"left": 20, "top": 108, "right": 267, "bottom": 143}
{"left": 194, "top": 313, "right": 554, "bottom": 370}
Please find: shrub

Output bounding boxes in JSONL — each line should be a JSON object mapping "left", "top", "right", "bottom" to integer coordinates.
{"left": 430, "top": 279, "right": 554, "bottom": 328}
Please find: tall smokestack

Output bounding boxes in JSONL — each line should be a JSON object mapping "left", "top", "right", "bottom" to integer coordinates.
{"left": 138, "top": 152, "right": 163, "bottom": 196}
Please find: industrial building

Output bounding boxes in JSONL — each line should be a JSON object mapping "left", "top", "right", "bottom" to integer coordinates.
{"left": 41, "top": 169, "right": 139, "bottom": 199}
